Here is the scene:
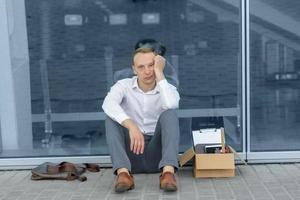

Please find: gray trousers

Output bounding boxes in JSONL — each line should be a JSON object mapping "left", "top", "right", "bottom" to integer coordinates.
{"left": 105, "top": 110, "right": 180, "bottom": 174}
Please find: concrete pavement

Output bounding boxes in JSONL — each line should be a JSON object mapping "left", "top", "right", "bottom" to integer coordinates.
{"left": 0, "top": 164, "right": 300, "bottom": 200}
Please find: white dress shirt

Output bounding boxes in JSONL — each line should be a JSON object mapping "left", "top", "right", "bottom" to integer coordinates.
{"left": 102, "top": 76, "right": 180, "bottom": 135}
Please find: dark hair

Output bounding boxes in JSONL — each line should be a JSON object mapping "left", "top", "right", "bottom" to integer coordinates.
{"left": 134, "top": 38, "right": 166, "bottom": 56}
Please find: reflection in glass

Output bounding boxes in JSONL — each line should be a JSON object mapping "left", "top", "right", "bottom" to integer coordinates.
{"left": 0, "top": 0, "right": 242, "bottom": 158}
{"left": 250, "top": 0, "right": 300, "bottom": 151}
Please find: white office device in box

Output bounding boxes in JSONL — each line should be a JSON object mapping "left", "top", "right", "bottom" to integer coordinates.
{"left": 192, "top": 128, "right": 222, "bottom": 146}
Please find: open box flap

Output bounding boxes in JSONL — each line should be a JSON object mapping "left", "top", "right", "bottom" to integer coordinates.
{"left": 179, "top": 147, "right": 195, "bottom": 167}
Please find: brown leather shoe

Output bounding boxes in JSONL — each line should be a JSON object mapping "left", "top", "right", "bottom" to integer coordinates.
{"left": 159, "top": 172, "right": 177, "bottom": 192}
{"left": 114, "top": 172, "right": 134, "bottom": 193}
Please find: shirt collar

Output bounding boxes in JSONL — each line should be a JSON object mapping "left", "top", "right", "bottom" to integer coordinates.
{"left": 132, "top": 76, "right": 159, "bottom": 94}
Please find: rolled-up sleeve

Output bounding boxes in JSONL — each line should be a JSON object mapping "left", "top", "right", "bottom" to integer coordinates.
{"left": 157, "top": 79, "right": 180, "bottom": 109}
{"left": 102, "top": 82, "right": 130, "bottom": 124}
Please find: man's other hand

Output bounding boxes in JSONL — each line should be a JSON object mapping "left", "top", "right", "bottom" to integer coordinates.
{"left": 128, "top": 125, "right": 144, "bottom": 155}
{"left": 122, "top": 119, "right": 144, "bottom": 155}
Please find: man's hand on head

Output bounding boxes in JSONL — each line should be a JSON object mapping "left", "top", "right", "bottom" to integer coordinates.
{"left": 154, "top": 55, "right": 166, "bottom": 82}
{"left": 122, "top": 119, "right": 144, "bottom": 155}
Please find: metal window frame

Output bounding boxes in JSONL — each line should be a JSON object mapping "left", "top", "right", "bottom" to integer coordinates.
{"left": 241, "top": 0, "right": 247, "bottom": 160}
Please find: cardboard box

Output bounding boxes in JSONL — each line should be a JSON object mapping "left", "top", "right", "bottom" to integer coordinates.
{"left": 179, "top": 128, "right": 235, "bottom": 178}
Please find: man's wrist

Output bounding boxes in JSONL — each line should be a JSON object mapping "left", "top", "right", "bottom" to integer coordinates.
{"left": 122, "top": 119, "right": 138, "bottom": 131}
{"left": 155, "top": 70, "right": 165, "bottom": 82}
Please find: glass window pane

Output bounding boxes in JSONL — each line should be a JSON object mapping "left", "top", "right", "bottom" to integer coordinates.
{"left": 250, "top": 0, "right": 300, "bottom": 151}
{"left": 0, "top": 0, "right": 243, "bottom": 158}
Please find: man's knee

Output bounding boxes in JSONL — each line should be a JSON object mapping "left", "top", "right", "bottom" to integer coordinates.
{"left": 105, "top": 117, "right": 124, "bottom": 137}
{"left": 158, "top": 109, "right": 178, "bottom": 123}
{"left": 105, "top": 116, "right": 114, "bottom": 123}
{"left": 105, "top": 117, "right": 120, "bottom": 128}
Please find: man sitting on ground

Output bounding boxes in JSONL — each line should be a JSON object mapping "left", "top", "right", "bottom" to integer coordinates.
{"left": 102, "top": 47, "right": 180, "bottom": 193}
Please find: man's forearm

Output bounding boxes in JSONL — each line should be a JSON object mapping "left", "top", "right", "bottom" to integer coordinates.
{"left": 102, "top": 100, "right": 129, "bottom": 125}
{"left": 155, "top": 78, "right": 180, "bottom": 109}
{"left": 154, "top": 55, "right": 166, "bottom": 82}
{"left": 155, "top": 70, "right": 165, "bottom": 82}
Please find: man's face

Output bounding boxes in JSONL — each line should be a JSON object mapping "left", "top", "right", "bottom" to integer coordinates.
{"left": 132, "top": 52, "right": 156, "bottom": 86}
